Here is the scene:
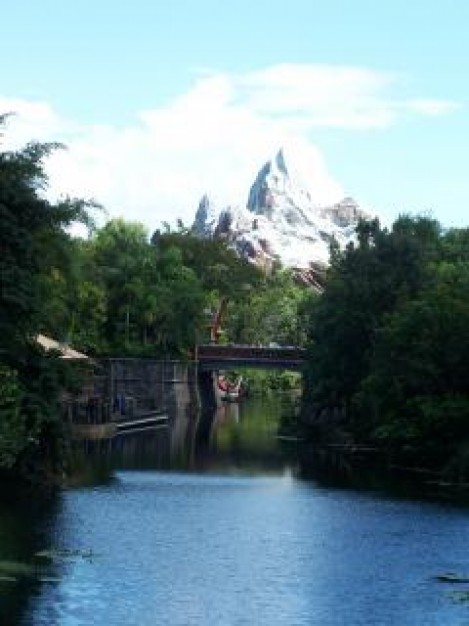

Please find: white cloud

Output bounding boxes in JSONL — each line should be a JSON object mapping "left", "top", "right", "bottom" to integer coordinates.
{"left": 236, "top": 64, "right": 397, "bottom": 129}
{"left": 0, "top": 99, "right": 77, "bottom": 147}
{"left": 0, "top": 64, "right": 459, "bottom": 232}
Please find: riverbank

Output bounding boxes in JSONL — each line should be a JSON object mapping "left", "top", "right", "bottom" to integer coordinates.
{"left": 297, "top": 434, "right": 469, "bottom": 504}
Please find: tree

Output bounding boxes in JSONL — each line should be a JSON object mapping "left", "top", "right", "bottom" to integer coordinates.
{"left": 89, "top": 218, "right": 152, "bottom": 351}
{"left": 83, "top": 220, "right": 209, "bottom": 356}
{"left": 147, "top": 245, "right": 205, "bottom": 355}
{"left": 151, "top": 231, "right": 263, "bottom": 300}
{"left": 303, "top": 213, "right": 469, "bottom": 473}
{"left": 227, "top": 268, "right": 311, "bottom": 347}
{"left": 0, "top": 115, "right": 92, "bottom": 481}
{"left": 303, "top": 216, "right": 442, "bottom": 416}
{"left": 356, "top": 260, "right": 469, "bottom": 453}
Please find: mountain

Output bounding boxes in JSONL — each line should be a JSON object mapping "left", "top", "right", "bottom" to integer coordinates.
{"left": 192, "top": 147, "right": 372, "bottom": 283}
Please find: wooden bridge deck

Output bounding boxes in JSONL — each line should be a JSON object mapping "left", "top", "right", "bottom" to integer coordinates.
{"left": 197, "top": 344, "right": 306, "bottom": 371}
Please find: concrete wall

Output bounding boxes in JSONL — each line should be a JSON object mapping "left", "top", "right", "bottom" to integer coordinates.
{"left": 98, "top": 359, "right": 199, "bottom": 414}
{"left": 63, "top": 359, "right": 199, "bottom": 424}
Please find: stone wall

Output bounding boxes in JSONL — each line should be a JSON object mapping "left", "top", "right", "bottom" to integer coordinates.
{"left": 65, "top": 359, "right": 199, "bottom": 424}
{"left": 101, "top": 359, "right": 198, "bottom": 414}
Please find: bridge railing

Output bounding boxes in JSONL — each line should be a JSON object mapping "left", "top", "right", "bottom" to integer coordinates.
{"left": 198, "top": 344, "right": 306, "bottom": 359}
{"left": 197, "top": 344, "right": 307, "bottom": 366}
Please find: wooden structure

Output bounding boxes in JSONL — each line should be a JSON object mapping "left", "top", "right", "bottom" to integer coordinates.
{"left": 197, "top": 344, "right": 306, "bottom": 371}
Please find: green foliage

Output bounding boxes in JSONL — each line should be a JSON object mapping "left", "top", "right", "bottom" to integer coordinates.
{"left": 89, "top": 219, "right": 153, "bottom": 352}
{"left": 0, "top": 365, "right": 26, "bottom": 469}
{"left": 0, "top": 126, "right": 96, "bottom": 355}
{"left": 78, "top": 223, "right": 209, "bottom": 356}
{"left": 152, "top": 231, "right": 263, "bottom": 299}
{"left": 227, "top": 268, "right": 313, "bottom": 347}
{"left": 303, "top": 214, "right": 469, "bottom": 472}
{"left": 303, "top": 216, "right": 441, "bottom": 407}
{"left": 29, "top": 216, "right": 265, "bottom": 359}
{"left": 243, "top": 369, "right": 302, "bottom": 396}
{"left": 0, "top": 116, "right": 92, "bottom": 482}
{"left": 30, "top": 211, "right": 306, "bottom": 361}
{"left": 12, "top": 345, "right": 74, "bottom": 480}
{"left": 355, "top": 261, "right": 469, "bottom": 443}
{"left": 372, "top": 395, "right": 469, "bottom": 447}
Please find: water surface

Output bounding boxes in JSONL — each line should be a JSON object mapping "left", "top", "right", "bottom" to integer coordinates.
{"left": 2, "top": 397, "right": 469, "bottom": 625}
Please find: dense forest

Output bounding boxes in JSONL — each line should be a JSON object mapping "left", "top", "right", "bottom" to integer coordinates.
{"left": 302, "top": 217, "right": 469, "bottom": 477}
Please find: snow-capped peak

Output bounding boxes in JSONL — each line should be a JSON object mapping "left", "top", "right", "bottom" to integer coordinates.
{"left": 247, "top": 146, "right": 313, "bottom": 216}
{"left": 191, "top": 147, "right": 373, "bottom": 271}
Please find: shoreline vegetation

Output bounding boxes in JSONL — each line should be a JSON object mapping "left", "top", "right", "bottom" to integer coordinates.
{"left": 1, "top": 118, "right": 469, "bottom": 493}
{"left": 299, "top": 216, "right": 469, "bottom": 485}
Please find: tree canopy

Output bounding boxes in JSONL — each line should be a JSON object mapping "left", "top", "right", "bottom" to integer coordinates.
{"left": 0, "top": 116, "right": 93, "bottom": 480}
{"left": 302, "top": 215, "right": 469, "bottom": 473}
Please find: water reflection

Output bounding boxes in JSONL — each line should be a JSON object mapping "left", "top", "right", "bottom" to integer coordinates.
{"left": 68, "top": 395, "right": 297, "bottom": 485}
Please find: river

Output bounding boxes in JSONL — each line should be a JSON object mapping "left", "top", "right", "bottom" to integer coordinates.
{"left": 1, "top": 396, "right": 469, "bottom": 625}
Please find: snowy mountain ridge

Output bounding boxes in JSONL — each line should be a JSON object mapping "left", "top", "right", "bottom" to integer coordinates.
{"left": 192, "top": 147, "right": 372, "bottom": 271}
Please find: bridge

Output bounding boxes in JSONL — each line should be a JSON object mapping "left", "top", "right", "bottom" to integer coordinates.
{"left": 196, "top": 344, "right": 307, "bottom": 371}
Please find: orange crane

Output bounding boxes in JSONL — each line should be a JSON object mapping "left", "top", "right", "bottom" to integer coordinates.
{"left": 209, "top": 297, "right": 228, "bottom": 344}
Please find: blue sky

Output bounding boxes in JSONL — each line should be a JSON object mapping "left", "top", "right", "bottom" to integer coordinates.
{"left": 2, "top": 0, "right": 468, "bottom": 231}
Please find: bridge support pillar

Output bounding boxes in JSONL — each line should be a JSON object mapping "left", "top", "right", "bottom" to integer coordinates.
{"left": 197, "top": 369, "right": 219, "bottom": 410}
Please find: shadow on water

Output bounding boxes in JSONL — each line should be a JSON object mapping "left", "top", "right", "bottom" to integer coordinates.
{"left": 67, "top": 425, "right": 172, "bottom": 488}
{"left": 0, "top": 484, "right": 61, "bottom": 625}
{"left": 297, "top": 443, "right": 469, "bottom": 507}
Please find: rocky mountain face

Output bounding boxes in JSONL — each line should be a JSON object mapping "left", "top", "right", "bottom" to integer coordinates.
{"left": 192, "top": 148, "right": 372, "bottom": 288}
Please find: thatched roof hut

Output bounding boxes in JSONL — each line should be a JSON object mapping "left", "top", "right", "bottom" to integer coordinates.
{"left": 36, "top": 334, "right": 89, "bottom": 360}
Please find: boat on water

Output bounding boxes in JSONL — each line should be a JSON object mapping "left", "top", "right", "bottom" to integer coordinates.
{"left": 217, "top": 375, "right": 245, "bottom": 402}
